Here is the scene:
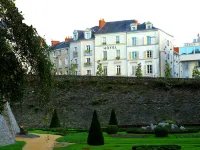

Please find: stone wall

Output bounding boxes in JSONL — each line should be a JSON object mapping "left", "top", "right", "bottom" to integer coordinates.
{"left": 11, "top": 76, "right": 200, "bottom": 128}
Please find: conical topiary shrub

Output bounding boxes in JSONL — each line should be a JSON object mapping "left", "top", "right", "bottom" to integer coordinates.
{"left": 87, "top": 110, "right": 104, "bottom": 146}
{"left": 109, "top": 109, "right": 118, "bottom": 125}
{"left": 49, "top": 109, "right": 60, "bottom": 128}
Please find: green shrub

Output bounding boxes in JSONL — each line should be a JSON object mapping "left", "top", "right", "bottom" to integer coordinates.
{"left": 87, "top": 110, "right": 104, "bottom": 146}
{"left": 106, "top": 125, "right": 118, "bottom": 134}
{"left": 49, "top": 109, "right": 60, "bottom": 128}
{"left": 109, "top": 109, "right": 118, "bottom": 125}
{"left": 163, "top": 120, "right": 176, "bottom": 124}
{"left": 132, "top": 145, "right": 181, "bottom": 150}
{"left": 155, "top": 127, "right": 168, "bottom": 137}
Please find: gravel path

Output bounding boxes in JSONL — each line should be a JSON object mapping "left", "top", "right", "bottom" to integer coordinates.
{"left": 16, "top": 134, "right": 62, "bottom": 150}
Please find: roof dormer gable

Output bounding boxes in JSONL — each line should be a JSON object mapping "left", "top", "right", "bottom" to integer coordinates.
{"left": 130, "top": 23, "right": 137, "bottom": 31}
{"left": 145, "top": 21, "right": 153, "bottom": 29}
{"left": 84, "top": 28, "right": 92, "bottom": 39}
{"left": 73, "top": 30, "right": 78, "bottom": 40}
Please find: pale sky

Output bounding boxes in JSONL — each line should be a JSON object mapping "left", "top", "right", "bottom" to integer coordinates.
{"left": 15, "top": 0, "right": 200, "bottom": 46}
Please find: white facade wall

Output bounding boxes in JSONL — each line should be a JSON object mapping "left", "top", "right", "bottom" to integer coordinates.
{"left": 127, "top": 30, "right": 159, "bottom": 77}
{"left": 158, "top": 30, "right": 174, "bottom": 77}
{"left": 95, "top": 33, "right": 127, "bottom": 76}
{"left": 70, "top": 39, "right": 95, "bottom": 76}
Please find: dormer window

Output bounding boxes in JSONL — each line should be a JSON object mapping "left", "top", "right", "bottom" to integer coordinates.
{"left": 130, "top": 23, "right": 137, "bottom": 31}
{"left": 73, "top": 30, "right": 78, "bottom": 40}
{"left": 84, "top": 28, "right": 91, "bottom": 39}
{"left": 145, "top": 21, "right": 153, "bottom": 29}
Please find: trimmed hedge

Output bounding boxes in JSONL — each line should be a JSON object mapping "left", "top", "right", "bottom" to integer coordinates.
{"left": 155, "top": 127, "right": 168, "bottom": 137}
{"left": 106, "top": 125, "right": 118, "bottom": 134}
{"left": 132, "top": 145, "right": 181, "bottom": 150}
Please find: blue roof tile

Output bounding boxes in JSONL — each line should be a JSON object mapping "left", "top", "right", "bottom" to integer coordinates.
{"left": 52, "top": 40, "right": 71, "bottom": 50}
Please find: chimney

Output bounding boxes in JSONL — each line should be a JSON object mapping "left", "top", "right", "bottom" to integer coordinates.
{"left": 99, "top": 18, "right": 105, "bottom": 29}
{"left": 135, "top": 20, "right": 139, "bottom": 25}
{"left": 173, "top": 47, "right": 179, "bottom": 53}
{"left": 51, "top": 40, "right": 60, "bottom": 46}
{"left": 65, "top": 36, "right": 72, "bottom": 42}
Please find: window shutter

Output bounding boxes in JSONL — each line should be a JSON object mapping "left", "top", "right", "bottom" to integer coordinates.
{"left": 144, "top": 65, "right": 147, "bottom": 75}
{"left": 136, "top": 51, "right": 139, "bottom": 59}
{"left": 128, "top": 38, "right": 131, "bottom": 46}
{"left": 129, "top": 52, "right": 132, "bottom": 60}
{"left": 144, "top": 51, "right": 146, "bottom": 59}
{"left": 143, "top": 36, "right": 147, "bottom": 45}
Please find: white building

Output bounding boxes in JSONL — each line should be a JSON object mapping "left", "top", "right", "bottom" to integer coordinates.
{"left": 70, "top": 26, "right": 99, "bottom": 76}
{"left": 95, "top": 19, "right": 175, "bottom": 77}
{"left": 179, "top": 35, "right": 200, "bottom": 78}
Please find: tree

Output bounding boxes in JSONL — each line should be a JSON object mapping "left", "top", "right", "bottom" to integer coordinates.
{"left": 136, "top": 63, "right": 142, "bottom": 77}
{"left": 87, "top": 110, "right": 104, "bottom": 146}
{"left": 69, "top": 59, "right": 76, "bottom": 75}
{"left": 49, "top": 109, "right": 60, "bottom": 128}
{"left": 0, "top": 0, "right": 53, "bottom": 112}
{"left": 165, "top": 61, "right": 172, "bottom": 78}
{"left": 109, "top": 109, "right": 118, "bottom": 125}
{"left": 96, "top": 60, "right": 104, "bottom": 76}
{"left": 192, "top": 66, "right": 200, "bottom": 78}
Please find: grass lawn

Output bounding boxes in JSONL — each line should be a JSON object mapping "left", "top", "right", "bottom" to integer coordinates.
{"left": 54, "top": 132, "right": 200, "bottom": 150}
{"left": 0, "top": 141, "right": 25, "bottom": 150}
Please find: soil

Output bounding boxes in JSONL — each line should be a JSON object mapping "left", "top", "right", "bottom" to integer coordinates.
{"left": 16, "top": 134, "right": 62, "bottom": 150}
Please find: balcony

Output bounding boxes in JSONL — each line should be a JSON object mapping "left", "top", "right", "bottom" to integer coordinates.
{"left": 84, "top": 50, "right": 92, "bottom": 56}
{"left": 103, "top": 57, "right": 107, "bottom": 61}
{"left": 84, "top": 62, "right": 92, "bottom": 67}
{"left": 116, "top": 56, "right": 120, "bottom": 60}
{"left": 73, "top": 51, "right": 78, "bottom": 58}
{"left": 102, "top": 42, "right": 106, "bottom": 45}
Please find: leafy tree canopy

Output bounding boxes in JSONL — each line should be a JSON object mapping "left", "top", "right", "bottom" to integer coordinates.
{"left": 0, "top": 0, "right": 53, "bottom": 113}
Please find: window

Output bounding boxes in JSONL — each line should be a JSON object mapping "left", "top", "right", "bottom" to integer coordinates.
{"left": 103, "top": 51, "right": 107, "bottom": 59}
{"left": 73, "top": 34, "right": 77, "bottom": 40}
{"left": 195, "top": 46, "right": 200, "bottom": 54}
{"left": 168, "top": 54, "right": 169, "bottom": 60}
{"left": 59, "top": 71, "right": 62, "bottom": 75}
{"left": 65, "top": 70, "right": 68, "bottom": 75}
{"left": 131, "top": 26, "right": 136, "bottom": 30}
{"left": 147, "top": 50, "right": 152, "bottom": 58}
{"left": 147, "top": 26, "right": 151, "bottom": 29}
{"left": 87, "top": 70, "right": 91, "bottom": 75}
{"left": 102, "top": 37, "right": 106, "bottom": 44}
{"left": 116, "top": 50, "right": 120, "bottom": 57}
{"left": 132, "top": 52, "right": 137, "bottom": 59}
{"left": 116, "top": 36, "right": 120, "bottom": 43}
{"left": 65, "top": 57, "right": 68, "bottom": 65}
{"left": 75, "top": 71, "right": 78, "bottom": 76}
{"left": 193, "top": 39, "right": 197, "bottom": 43}
{"left": 116, "top": 65, "right": 121, "bottom": 75}
{"left": 147, "top": 65, "right": 152, "bottom": 74}
{"left": 198, "top": 61, "right": 200, "bottom": 67}
{"left": 86, "top": 33, "right": 90, "bottom": 39}
{"left": 132, "top": 66, "right": 137, "bottom": 76}
{"left": 132, "top": 37, "right": 136, "bottom": 45}
{"left": 147, "top": 36, "right": 151, "bottom": 45}
{"left": 54, "top": 59, "right": 56, "bottom": 67}
{"left": 86, "top": 58, "right": 91, "bottom": 63}
{"left": 103, "top": 66, "right": 107, "bottom": 75}
{"left": 167, "top": 40, "right": 169, "bottom": 46}
{"left": 86, "top": 45, "right": 90, "bottom": 50}
{"left": 75, "top": 59, "right": 77, "bottom": 64}
{"left": 74, "top": 47, "right": 77, "bottom": 52}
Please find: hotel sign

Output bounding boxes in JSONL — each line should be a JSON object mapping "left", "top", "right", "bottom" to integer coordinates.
{"left": 103, "top": 46, "right": 117, "bottom": 50}
{"left": 184, "top": 43, "right": 200, "bottom": 46}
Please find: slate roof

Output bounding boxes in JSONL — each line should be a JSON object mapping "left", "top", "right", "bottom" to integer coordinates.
{"left": 96, "top": 20, "right": 157, "bottom": 34}
{"left": 52, "top": 40, "right": 72, "bottom": 50}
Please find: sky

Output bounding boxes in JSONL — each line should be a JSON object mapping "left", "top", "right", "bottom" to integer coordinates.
{"left": 15, "top": 0, "right": 200, "bottom": 47}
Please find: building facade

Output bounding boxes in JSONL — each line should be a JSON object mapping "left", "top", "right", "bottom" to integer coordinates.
{"left": 69, "top": 26, "right": 99, "bottom": 76}
{"left": 95, "top": 19, "right": 175, "bottom": 77}
{"left": 179, "top": 35, "right": 200, "bottom": 78}
{"left": 49, "top": 37, "right": 72, "bottom": 75}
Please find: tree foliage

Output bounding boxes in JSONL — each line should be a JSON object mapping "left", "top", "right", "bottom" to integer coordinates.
{"left": 69, "top": 59, "right": 76, "bottom": 75}
{"left": 109, "top": 109, "right": 118, "bottom": 125}
{"left": 87, "top": 110, "right": 104, "bottom": 146}
{"left": 192, "top": 66, "right": 200, "bottom": 78}
{"left": 136, "top": 63, "right": 142, "bottom": 77}
{"left": 96, "top": 60, "right": 104, "bottom": 76}
{"left": 165, "top": 61, "right": 172, "bottom": 78}
{"left": 0, "top": 0, "right": 53, "bottom": 113}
